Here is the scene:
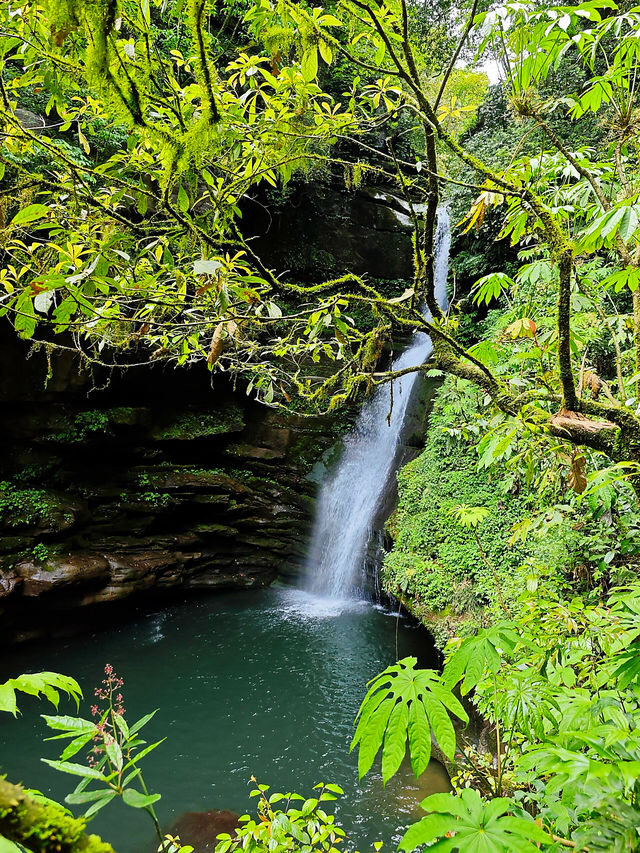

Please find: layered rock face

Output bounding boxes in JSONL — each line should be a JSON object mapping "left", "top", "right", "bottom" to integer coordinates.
{"left": 0, "top": 347, "right": 345, "bottom": 641}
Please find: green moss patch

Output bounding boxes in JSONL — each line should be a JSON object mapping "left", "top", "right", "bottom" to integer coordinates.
{"left": 150, "top": 404, "right": 244, "bottom": 440}
{"left": 381, "top": 384, "right": 557, "bottom": 642}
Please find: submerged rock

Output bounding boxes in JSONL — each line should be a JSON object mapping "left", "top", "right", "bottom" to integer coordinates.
{"left": 167, "top": 809, "right": 240, "bottom": 852}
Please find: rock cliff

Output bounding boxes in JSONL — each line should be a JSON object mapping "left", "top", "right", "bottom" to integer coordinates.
{"left": 0, "top": 338, "right": 347, "bottom": 642}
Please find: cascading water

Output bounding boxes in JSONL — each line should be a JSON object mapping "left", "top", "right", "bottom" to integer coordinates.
{"left": 304, "top": 207, "right": 451, "bottom": 601}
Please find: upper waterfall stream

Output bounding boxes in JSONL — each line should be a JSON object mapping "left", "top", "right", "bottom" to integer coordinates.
{"left": 305, "top": 207, "right": 451, "bottom": 600}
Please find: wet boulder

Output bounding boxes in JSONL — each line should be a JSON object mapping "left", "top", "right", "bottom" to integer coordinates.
{"left": 15, "top": 554, "right": 110, "bottom": 596}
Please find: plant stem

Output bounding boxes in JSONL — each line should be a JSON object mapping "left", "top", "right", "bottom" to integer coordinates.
{"left": 551, "top": 835, "right": 578, "bottom": 849}
{"left": 494, "top": 684, "right": 502, "bottom": 796}
{"left": 132, "top": 767, "right": 167, "bottom": 851}
{"left": 395, "top": 594, "right": 403, "bottom": 661}
{"left": 496, "top": 702, "right": 519, "bottom": 798}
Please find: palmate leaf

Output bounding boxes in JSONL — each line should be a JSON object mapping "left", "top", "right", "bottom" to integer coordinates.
{"left": 572, "top": 795, "right": 640, "bottom": 852}
{"left": 0, "top": 672, "right": 82, "bottom": 716}
{"left": 494, "top": 671, "right": 561, "bottom": 742}
{"left": 610, "top": 639, "right": 640, "bottom": 689}
{"left": 351, "top": 658, "right": 468, "bottom": 784}
{"left": 517, "top": 744, "right": 637, "bottom": 797}
{"left": 578, "top": 203, "right": 640, "bottom": 252}
{"left": 471, "top": 272, "right": 515, "bottom": 306}
{"left": 399, "top": 789, "right": 552, "bottom": 853}
{"left": 442, "top": 625, "right": 523, "bottom": 696}
{"left": 601, "top": 266, "right": 640, "bottom": 293}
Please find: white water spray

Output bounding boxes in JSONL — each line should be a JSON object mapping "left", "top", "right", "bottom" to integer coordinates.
{"left": 304, "top": 207, "right": 452, "bottom": 600}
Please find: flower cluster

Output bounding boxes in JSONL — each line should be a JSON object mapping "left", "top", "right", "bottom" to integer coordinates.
{"left": 92, "top": 664, "right": 125, "bottom": 714}
{"left": 87, "top": 664, "right": 126, "bottom": 768}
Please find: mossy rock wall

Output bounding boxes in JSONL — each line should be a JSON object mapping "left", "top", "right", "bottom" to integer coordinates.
{"left": 381, "top": 385, "right": 535, "bottom": 644}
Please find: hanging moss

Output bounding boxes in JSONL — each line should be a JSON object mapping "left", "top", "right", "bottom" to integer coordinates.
{"left": 44, "top": 0, "right": 81, "bottom": 33}
{"left": 186, "top": 0, "right": 221, "bottom": 125}
{"left": 262, "top": 24, "right": 296, "bottom": 60}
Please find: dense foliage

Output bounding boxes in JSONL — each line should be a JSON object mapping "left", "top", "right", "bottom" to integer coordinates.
{"left": 351, "top": 581, "right": 640, "bottom": 852}
{"left": 5, "top": 1, "right": 640, "bottom": 852}
{"left": 4, "top": 0, "right": 640, "bottom": 483}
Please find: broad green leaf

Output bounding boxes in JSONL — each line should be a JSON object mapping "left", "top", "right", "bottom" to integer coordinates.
{"left": 271, "top": 813, "right": 291, "bottom": 840}
{"left": 351, "top": 690, "right": 387, "bottom": 748}
{"left": 461, "top": 649, "right": 485, "bottom": 695}
{"left": 122, "top": 788, "right": 161, "bottom": 809}
{"left": 357, "top": 697, "right": 394, "bottom": 779}
{"left": 318, "top": 14, "right": 342, "bottom": 26}
{"left": 0, "top": 837, "right": 26, "bottom": 853}
{"left": 42, "top": 715, "right": 94, "bottom": 734}
{"left": 14, "top": 290, "right": 36, "bottom": 339}
{"left": 177, "top": 185, "right": 190, "bottom": 213}
{"left": 602, "top": 266, "right": 640, "bottom": 293}
{"left": 301, "top": 49, "right": 318, "bottom": 82}
{"left": 399, "top": 814, "right": 457, "bottom": 850}
{"left": 420, "top": 793, "right": 469, "bottom": 818}
{"left": 318, "top": 40, "right": 333, "bottom": 64}
{"left": 113, "top": 713, "right": 130, "bottom": 739}
{"left": 84, "top": 790, "right": 117, "bottom": 818}
{"left": 408, "top": 698, "right": 431, "bottom": 777}
{"left": 0, "top": 673, "right": 80, "bottom": 716}
{"left": 104, "top": 737, "right": 123, "bottom": 772}
{"left": 429, "top": 684, "right": 469, "bottom": 725}
{"left": 0, "top": 683, "right": 17, "bottom": 716}
{"left": 66, "top": 788, "right": 114, "bottom": 805}
{"left": 381, "top": 701, "right": 408, "bottom": 783}
{"left": 42, "top": 759, "right": 107, "bottom": 780}
{"left": 11, "top": 204, "right": 50, "bottom": 226}
{"left": 301, "top": 798, "right": 318, "bottom": 816}
{"left": 60, "top": 733, "right": 94, "bottom": 762}
{"left": 403, "top": 790, "right": 551, "bottom": 853}
{"left": 499, "top": 816, "right": 555, "bottom": 844}
{"left": 422, "top": 693, "right": 456, "bottom": 760}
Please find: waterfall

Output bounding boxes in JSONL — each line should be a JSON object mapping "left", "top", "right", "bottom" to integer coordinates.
{"left": 304, "top": 207, "right": 451, "bottom": 600}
